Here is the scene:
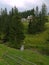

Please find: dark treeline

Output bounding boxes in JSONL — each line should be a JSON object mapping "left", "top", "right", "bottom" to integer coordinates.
{"left": 28, "top": 4, "right": 48, "bottom": 34}
{"left": 20, "top": 8, "right": 35, "bottom": 18}
{"left": 0, "top": 7, "right": 25, "bottom": 48}
{"left": 0, "top": 3, "right": 48, "bottom": 49}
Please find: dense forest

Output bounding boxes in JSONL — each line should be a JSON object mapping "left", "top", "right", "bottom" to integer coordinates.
{"left": 0, "top": 3, "right": 48, "bottom": 49}
{"left": 20, "top": 8, "right": 35, "bottom": 18}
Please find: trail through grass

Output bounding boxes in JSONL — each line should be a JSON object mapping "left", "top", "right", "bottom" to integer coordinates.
{"left": 0, "top": 44, "right": 49, "bottom": 65}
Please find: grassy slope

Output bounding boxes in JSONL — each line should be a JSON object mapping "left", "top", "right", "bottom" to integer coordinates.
{"left": 0, "top": 18, "right": 49, "bottom": 65}
{"left": 23, "top": 22, "right": 49, "bottom": 50}
{"left": 0, "top": 44, "right": 49, "bottom": 65}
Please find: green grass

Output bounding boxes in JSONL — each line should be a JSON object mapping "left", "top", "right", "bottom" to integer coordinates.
{"left": 0, "top": 44, "right": 49, "bottom": 65}
{"left": 23, "top": 22, "right": 49, "bottom": 50}
{"left": 0, "top": 19, "right": 49, "bottom": 65}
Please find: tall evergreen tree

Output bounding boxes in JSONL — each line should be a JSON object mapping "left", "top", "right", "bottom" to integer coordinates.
{"left": 28, "top": 4, "right": 48, "bottom": 34}
{"left": 36, "top": 4, "right": 48, "bottom": 32}
{"left": 28, "top": 8, "right": 36, "bottom": 34}
{"left": 0, "top": 8, "right": 8, "bottom": 37}
{"left": 35, "top": 6, "right": 39, "bottom": 16}
{"left": 9, "top": 7, "right": 25, "bottom": 48}
{"left": 39, "top": 3, "right": 48, "bottom": 31}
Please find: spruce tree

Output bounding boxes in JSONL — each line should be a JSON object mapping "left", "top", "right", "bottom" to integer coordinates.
{"left": 9, "top": 7, "right": 25, "bottom": 48}
{"left": 28, "top": 9, "right": 36, "bottom": 34}
{"left": 39, "top": 3, "right": 48, "bottom": 31}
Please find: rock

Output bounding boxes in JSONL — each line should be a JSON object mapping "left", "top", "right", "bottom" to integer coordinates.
{"left": 20, "top": 45, "right": 24, "bottom": 51}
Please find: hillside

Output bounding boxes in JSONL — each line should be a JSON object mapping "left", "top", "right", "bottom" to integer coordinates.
{"left": 0, "top": 44, "right": 49, "bottom": 65}
{"left": 0, "top": 18, "right": 49, "bottom": 65}
{"left": 0, "top": 23, "right": 49, "bottom": 65}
